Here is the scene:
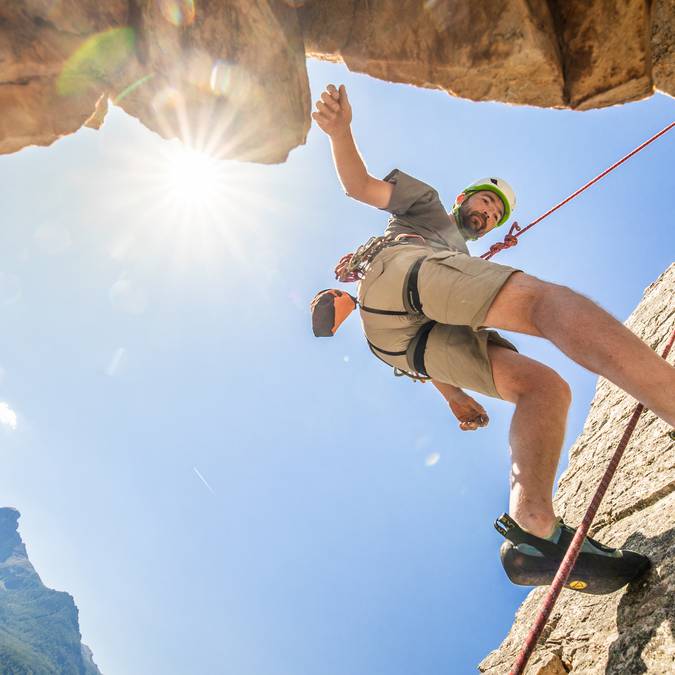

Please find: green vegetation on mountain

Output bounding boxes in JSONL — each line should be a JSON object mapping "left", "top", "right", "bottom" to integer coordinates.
{"left": 0, "top": 508, "right": 101, "bottom": 675}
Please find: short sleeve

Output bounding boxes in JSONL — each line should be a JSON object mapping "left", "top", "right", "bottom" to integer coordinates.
{"left": 378, "top": 169, "right": 470, "bottom": 254}
{"left": 379, "top": 169, "right": 441, "bottom": 218}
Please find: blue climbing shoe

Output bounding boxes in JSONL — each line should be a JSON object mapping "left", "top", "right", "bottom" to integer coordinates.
{"left": 495, "top": 513, "right": 651, "bottom": 595}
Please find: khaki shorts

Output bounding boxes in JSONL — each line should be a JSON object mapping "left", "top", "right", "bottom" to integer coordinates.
{"left": 357, "top": 244, "right": 519, "bottom": 398}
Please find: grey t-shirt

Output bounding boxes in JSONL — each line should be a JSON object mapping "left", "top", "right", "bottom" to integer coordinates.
{"left": 379, "top": 169, "right": 469, "bottom": 254}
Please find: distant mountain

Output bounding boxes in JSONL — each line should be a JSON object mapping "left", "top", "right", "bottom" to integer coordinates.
{"left": 0, "top": 507, "right": 102, "bottom": 675}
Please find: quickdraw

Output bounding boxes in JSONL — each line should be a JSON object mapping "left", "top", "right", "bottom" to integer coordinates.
{"left": 334, "top": 233, "right": 426, "bottom": 282}
{"left": 334, "top": 235, "right": 392, "bottom": 282}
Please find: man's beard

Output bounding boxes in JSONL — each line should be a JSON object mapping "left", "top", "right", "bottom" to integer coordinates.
{"left": 459, "top": 202, "right": 487, "bottom": 237}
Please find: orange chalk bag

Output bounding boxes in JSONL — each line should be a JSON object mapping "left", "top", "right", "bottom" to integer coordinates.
{"left": 310, "top": 289, "right": 358, "bottom": 337}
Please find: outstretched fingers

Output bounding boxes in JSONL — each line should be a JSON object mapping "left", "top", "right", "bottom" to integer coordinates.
{"left": 320, "top": 90, "right": 340, "bottom": 111}
{"left": 311, "top": 83, "right": 352, "bottom": 136}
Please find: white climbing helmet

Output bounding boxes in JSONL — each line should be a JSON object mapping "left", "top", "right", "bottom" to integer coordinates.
{"left": 452, "top": 177, "right": 516, "bottom": 228}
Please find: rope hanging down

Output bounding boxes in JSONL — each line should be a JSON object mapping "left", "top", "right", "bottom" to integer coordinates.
{"left": 481, "top": 121, "right": 675, "bottom": 260}
{"left": 478, "top": 120, "right": 675, "bottom": 675}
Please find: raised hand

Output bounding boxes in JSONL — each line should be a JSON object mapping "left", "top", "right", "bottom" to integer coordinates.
{"left": 311, "top": 83, "right": 352, "bottom": 138}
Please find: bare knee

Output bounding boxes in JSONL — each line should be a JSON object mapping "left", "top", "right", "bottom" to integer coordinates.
{"left": 525, "top": 367, "right": 571, "bottom": 411}
{"left": 546, "top": 371, "right": 572, "bottom": 409}
{"left": 490, "top": 344, "right": 572, "bottom": 407}
{"left": 530, "top": 282, "right": 581, "bottom": 333}
{"left": 485, "top": 273, "right": 569, "bottom": 336}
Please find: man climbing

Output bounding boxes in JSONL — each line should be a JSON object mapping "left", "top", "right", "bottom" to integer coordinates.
{"left": 312, "top": 83, "right": 675, "bottom": 594}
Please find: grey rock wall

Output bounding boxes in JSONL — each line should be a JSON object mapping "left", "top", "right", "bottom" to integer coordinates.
{"left": 479, "top": 264, "right": 675, "bottom": 674}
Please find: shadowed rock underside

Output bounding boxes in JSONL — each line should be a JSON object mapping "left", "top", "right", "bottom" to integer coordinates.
{"left": 0, "top": 1, "right": 673, "bottom": 161}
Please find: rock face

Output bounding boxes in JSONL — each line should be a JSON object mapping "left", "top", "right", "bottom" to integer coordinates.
{"left": 479, "top": 264, "right": 675, "bottom": 674}
{"left": 0, "top": 0, "right": 310, "bottom": 161}
{"left": 1, "top": 1, "right": 673, "bottom": 161}
{"left": 0, "top": 508, "right": 102, "bottom": 675}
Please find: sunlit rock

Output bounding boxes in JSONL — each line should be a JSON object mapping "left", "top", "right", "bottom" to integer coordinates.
{"left": 0, "top": 1, "right": 672, "bottom": 161}
{"left": 479, "top": 264, "right": 675, "bottom": 674}
{"left": 299, "top": 0, "right": 564, "bottom": 107}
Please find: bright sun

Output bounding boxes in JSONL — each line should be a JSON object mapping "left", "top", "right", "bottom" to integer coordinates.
{"left": 164, "top": 145, "right": 224, "bottom": 209}
{"left": 110, "top": 133, "right": 289, "bottom": 271}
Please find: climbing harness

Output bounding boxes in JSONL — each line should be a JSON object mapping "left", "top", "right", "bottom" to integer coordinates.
{"left": 476, "top": 120, "right": 674, "bottom": 675}
{"left": 361, "top": 256, "right": 433, "bottom": 383}
{"left": 330, "top": 234, "right": 433, "bottom": 381}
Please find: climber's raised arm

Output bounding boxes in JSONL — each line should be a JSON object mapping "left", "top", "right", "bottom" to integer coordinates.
{"left": 312, "top": 83, "right": 393, "bottom": 208}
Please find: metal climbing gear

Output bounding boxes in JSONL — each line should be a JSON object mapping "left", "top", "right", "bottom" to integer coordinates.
{"left": 334, "top": 233, "right": 426, "bottom": 283}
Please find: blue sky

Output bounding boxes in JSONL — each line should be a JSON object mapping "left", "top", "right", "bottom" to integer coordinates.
{"left": 1, "top": 58, "right": 673, "bottom": 675}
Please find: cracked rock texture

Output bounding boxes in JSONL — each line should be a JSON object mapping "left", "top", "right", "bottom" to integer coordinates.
{"left": 479, "top": 264, "right": 675, "bottom": 675}
{"left": 1, "top": 1, "right": 673, "bottom": 161}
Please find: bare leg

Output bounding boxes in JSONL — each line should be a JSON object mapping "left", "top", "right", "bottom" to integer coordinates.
{"left": 484, "top": 273, "right": 675, "bottom": 426}
{"left": 489, "top": 344, "right": 572, "bottom": 537}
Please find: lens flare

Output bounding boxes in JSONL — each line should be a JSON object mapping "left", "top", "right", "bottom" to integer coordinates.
{"left": 209, "top": 60, "right": 253, "bottom": 102}
{"left": 106, "top": 348, "right": 127, "bottom": 377}
{"left": 114, "top": 74, "right": 155, "bottom": 104}
{"left": 0, "top": 272, "right": 21, "bottom": 305}
{"left": 152, "top": 86, "right": 184, "bottom": 113}
{"left": 58, "top": 28, "right": 135, "bottom": 96}
{"left": 98, "top": 92, "right": 294, "bottom": 274}
{"left": 158, "top": 0, "right": 196, "bottom": 27}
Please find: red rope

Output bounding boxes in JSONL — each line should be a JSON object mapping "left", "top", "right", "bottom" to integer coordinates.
{"left": 509, "top": 328, "right": 675, "bottom": 674}
{"left": 477, "top": 121, "right": 675, "bottom": 674}
{"left": 481, "top": 122, "right": 675, "bottom": 260}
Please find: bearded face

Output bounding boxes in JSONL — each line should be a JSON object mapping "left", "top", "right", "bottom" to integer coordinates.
{"left": 457, "top": 190, "right": 504, "bottom": 238}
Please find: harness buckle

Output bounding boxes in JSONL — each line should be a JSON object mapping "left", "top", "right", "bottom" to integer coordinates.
{"left": 495, "top": 513, "right": 518, "bottom": 537}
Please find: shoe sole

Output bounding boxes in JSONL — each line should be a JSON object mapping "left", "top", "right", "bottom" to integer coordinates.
{"left": 500, "top": 541, "right": 651, "bottom": 595}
